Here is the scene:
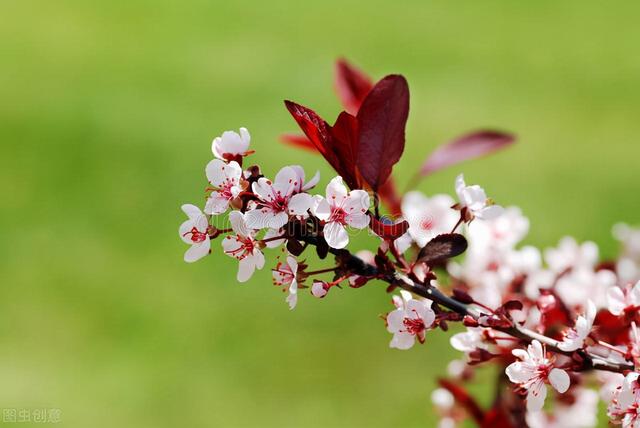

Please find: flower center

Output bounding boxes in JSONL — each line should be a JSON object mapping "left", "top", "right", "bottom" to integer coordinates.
{"left": 330, "top": 207, "right": 347, "bottom": 224}
{"left": 403, "top": 314, "right": 426, "bottom": 336}
{"left": 420, "top": 217, "right": 434, "bottom": 230}
{"left": 183, "top": 227, "right": 207, "bottom": 243}
{"left": 225, "top": 236, "right": 256, "bottom": 259}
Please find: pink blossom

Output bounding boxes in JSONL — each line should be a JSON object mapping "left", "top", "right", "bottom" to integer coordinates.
{"left": 245, "top": 166, "right": 315, "bottom": 229}
{"left": 607, "top": 281, "right": 640, "bottom": 316}
{"left": 506, "top": 340, "right": 570, "bottom": 412}
{"left": 608, "top": 372, "right": 640, "bottom": 427}
{"left": 212, "top": 127, "right": 251, "bottom": 161}
{"left": 401, "top": 191, "right": 457, "bottom": 247}
{"left": 315, "top": 176, "right": 370, "bottom": 249}
{"left": 454, "top": 174, "right": 503, "bottom": 220}
{"left": 558, "top": 300, "right": 596, "bottom": 352}
{"left": 386, "top": 293, "right": 435, "bottom": 350}
{"left": 272, "top": 256, "right": 299, "bottom": 309}
{"left": 222, "top": 211, "right": 265, "bottom": 282}
{"left": 204, "top": 159, "right": 243, "bottom": 215}
{"left": 311, "top": 281, "right": 329, "bottom": 298}
{"left": 178, "top": 204, "right": 211, "bottom": 263}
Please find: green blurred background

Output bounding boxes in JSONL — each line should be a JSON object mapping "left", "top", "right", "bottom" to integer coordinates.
{"left": 1, "top": 1, "right": 639, "bottom": 426}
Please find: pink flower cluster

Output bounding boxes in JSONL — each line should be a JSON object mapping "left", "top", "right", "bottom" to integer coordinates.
{"left": 180, "top": 59, "right": 640, "bottom": 427}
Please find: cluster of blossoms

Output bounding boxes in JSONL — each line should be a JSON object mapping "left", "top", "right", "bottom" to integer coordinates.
{"left": 180, "top": 59, "right": 640, "bottom": 427}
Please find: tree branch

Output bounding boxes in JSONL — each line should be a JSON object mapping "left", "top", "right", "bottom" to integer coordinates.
{"left": 297, "top": 233, "right": 634, "bottom": 374}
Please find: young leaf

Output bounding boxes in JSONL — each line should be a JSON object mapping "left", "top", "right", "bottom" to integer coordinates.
{"left": 417, "top": 233, "right": 467, "bottom": 265}
{"left": 284, "top": 100, "right": 359, "bottom": 189}
{"left": 369, "top": 215, "right": 409, "bottom": 240}
{"left": 334, "top": 58, "right": 374, "bottom": 115}
{"left": 356, "top": 75, "right": 410, "bottom": 192}
{"left": 280, "top": 133, "right": 316, "bottom": 151}
{"left": 420, "top": 130, "right": 515, "bottom": 176}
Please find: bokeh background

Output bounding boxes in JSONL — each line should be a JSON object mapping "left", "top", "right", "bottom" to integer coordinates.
{"left": 2, "top": 1, "right": 639, "bottom": 427}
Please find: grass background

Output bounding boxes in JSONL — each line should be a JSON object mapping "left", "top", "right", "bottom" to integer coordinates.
{"left": 1, "top": 1, "right": 639, "bottom": 426}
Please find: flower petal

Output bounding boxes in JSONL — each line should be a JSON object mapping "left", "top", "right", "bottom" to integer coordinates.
{"left": 237, "top": 257, "right": 256, "bottom": 282}
{"left": 184, "top": 239, "right": 210, "bottom": 263}
{"left": 229, "top": 211, "right": 250, "bottom": 237}
{"left": 324, "top": 221, "right": 349, "bottom": 249}
{"left": 326, "top": 176, "right": 348, "bottom": 206}
{"left": 390, "top": 332, "right": 415, "bottom": 350}
{"left": 526, "top": 381, "right": 547, "bottom": 412}
{"left": 288, "top": 193, "right": 314, "bottom": 216}
{"left": 548, "top": 368, "right": 570, "bottom": 393}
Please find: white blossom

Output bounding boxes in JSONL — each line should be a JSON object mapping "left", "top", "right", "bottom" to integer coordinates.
{"left": 607, "top": 281, "right": 640, "bottom": 316}
{"left": 526, "top": 387, "right": 598, "bottom": 428}
{"left": 454, "top": 174, "right": 503, "bottom": 220}
{"left": 544, "top": 237, "right": 598, "bottom": 273}
{"left": 204, "top": 159, "right": 243, "bottom": 215}
{"left": 272, "top": 256, "right": 299, "bottom": 309}
{"left": 608, "top": 372, "right": 640, "bottom": 427}
{"left": 386, "top": 293, "right": 435, "bottom": 350}
{"left": 212, "top": 127, "right": 251, "bottom": 161}
{"left": 505, "top": 340, "right": 570, "bottom": 412}
{"left": 315, "top": 176, "right": 370, "bottom": 249}
{"left": 222, "top": 211, "right": 265, "bottom": 282}
{"left": 245, "top": 165, "right": 315, "bottom": 229}
{"left": 179, "top": 204, "right": 211, "bottom": 263}
{"left": 401, "top": 191, "right": 457, "bottom": 247}
{"left": 558, "top": 300, "right": 596, "bottom": 352}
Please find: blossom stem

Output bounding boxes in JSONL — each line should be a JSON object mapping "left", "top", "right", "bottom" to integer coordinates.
{"left": 260, "top": 235, "right": 287, "bottom": 243}
{"left": 294, "top": 233, "right": 633, "bottom": 374}
{"left": 305, "top": 267, "right": 337, "bottom": 275}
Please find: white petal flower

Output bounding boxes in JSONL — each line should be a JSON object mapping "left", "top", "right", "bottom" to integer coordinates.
{"left": 505, "top": 340, "right": 570, "bottom": 412}
{"left": 204, "top": 159, "right": 243, "bottom": 215}
{"left": 455, "top": 174, "right": 504, "bottom": 220}
{"left": 272, "top": 255, "right": 299, "bottom": 309}
{"left": 558, "top": 300, "right": 596, "bottom": 352}
{"left": 311, "top": 281, "right": 329, "bottom": 298}
{"left": 178, "top": 204, "right": 211, "bottom": 263}
{"left": 544, "top": 237, "right": 599, "bottom": 273}
{"left": 607, "top": 281, "right": 640, "bottom": 316}
{"left": 386, "top": 293, "right": 435, "bottom": 350}
{"left": 315, "top": 176, "right": 370, "bottom": 249}
{"left": 450, "top": 327, "right": 489, "bottom": 353}
{"left": 401, "top": 191, "right": 457, "bottom": 247}
{"left": 608, "top": 372, "right": 640, "bottom": 427}
{"left": 245, "top": 166, "right": 315, "bottom": 230}
{"left": 222, "top": 211, "right": 265, "bottom": 282}
{"left": 212, "top": 127, "right": 251, "bottom": 161}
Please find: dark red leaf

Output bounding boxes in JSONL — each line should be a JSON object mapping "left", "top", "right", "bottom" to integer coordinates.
{"left": 369, "top": 215, "right": 409, "bottom": 240}
{"left": 356, "top": 75, "right": 410, "bottom": 192}
{"left": 280, "top": 133, "right": 316, "bottom": 151}
{"left": 334, "top": 58, "right": 374, "bottom": 115}
{"left": 329, "top": 111, "right": 360, "bottom": 189}
{"left": 377, "top": 176, "right": 402, "bottom": 216}
{"left": 420, "top": 130, "right": 515, "bottom": 176}
{"left": 284, "top": 101, "right": 359, "bottom": 189}
{"left": 417, "top": 233, "right": 468, "bottom": 265}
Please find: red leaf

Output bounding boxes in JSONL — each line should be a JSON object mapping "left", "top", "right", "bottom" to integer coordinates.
{"left": 369, "top": 215, "right": 409, "bottom": 240}
{"left": 284, "top": 101, "right": 359, "bottom": 189}
{"left": 417, "top": 234, "right": 468, "bottom": 265}
{"left": 420, "top": 130, "right": 515, "bottom": 176}
{"left": 280, "top": 133, "right": 316, "bottom": 151}
{"left": 356, "top": 75, "right": 410, "bottom": 192}
{"left": 329, "top": 111, "right": 361, "bottom": 189}
{"left": 334, "top": 58, "right": 374, "bottom": 115}
{"left": 377, "top": 176, "right": 402, "bottom": 216}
